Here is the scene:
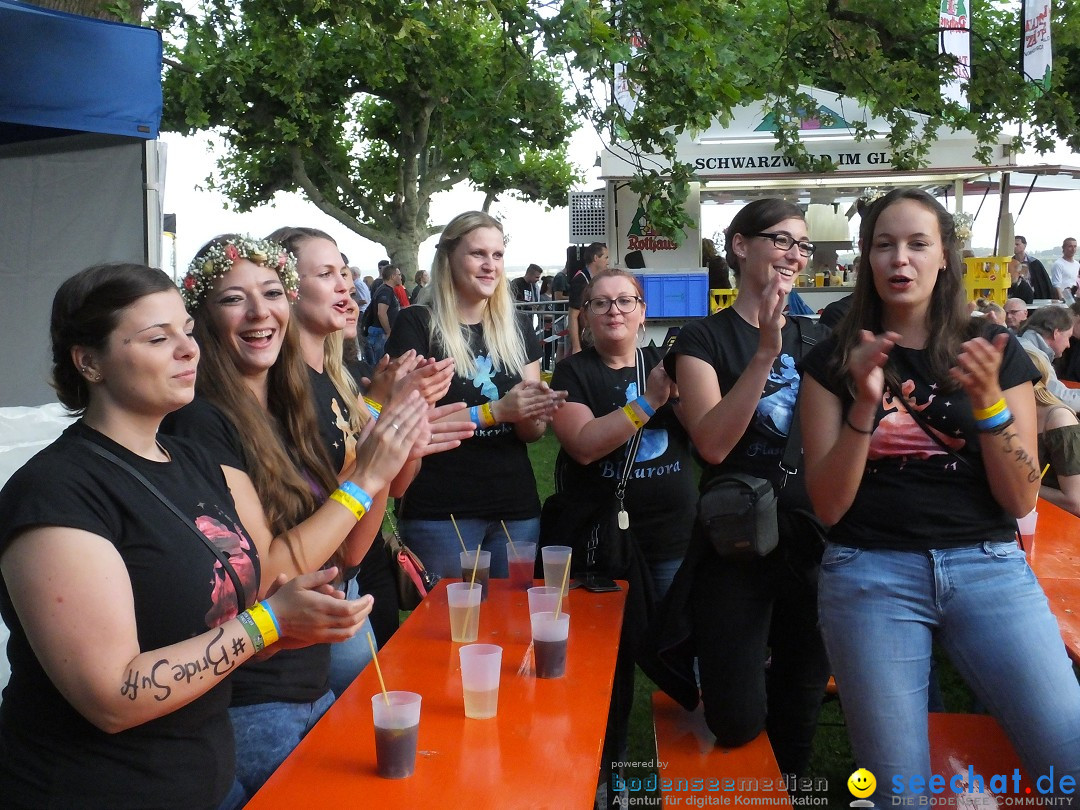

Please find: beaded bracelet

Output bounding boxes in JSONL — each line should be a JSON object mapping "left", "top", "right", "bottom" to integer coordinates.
{"left": 248, "top": 601, "right": 281, "bottom": 646}
{"left": 329, "top": 488, "right": 368, "bottom": 521}
{"left": 363, "top": 396, "right": 382, "bottom": 421}
{"left": 338, "top": 481, "right": 374, "bottom": 513}
{"left": 622, "top": 403, "right": 646, "bottom": 429}
{"left": 633, "top": 396, "right": 656, "bottom": 418}
{"left": 973, "top": 398, "right": 1007, "bottom": 421}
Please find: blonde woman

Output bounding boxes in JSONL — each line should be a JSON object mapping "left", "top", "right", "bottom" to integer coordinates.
{"left": 1026, "top": 348, "right": 1080, "bottom": 516}
{"left": 386, "top": 211, "right": 566, "bottom": 578}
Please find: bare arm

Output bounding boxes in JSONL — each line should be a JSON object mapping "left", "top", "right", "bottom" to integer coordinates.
{"left": 377, "top": 302, "right": 391, "bottom": 333}
{"left": 568, "top": 307, "right": 582, "bottom": 354}
{"left": 2, "top": 530, "right": 369, "bottom": 734}
{"left": 1038, "top": 410, "right": 1080, "bottom": 516}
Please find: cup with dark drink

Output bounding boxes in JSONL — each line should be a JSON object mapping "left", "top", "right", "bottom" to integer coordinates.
{"left": 459, "top": 549, "right": 492, "bottom": 601}
{"left": 506, "top": 541, "right": 536, "bottom": 590}
{"left": 530, "top": 611, "right": 569, "bottom": 679}
{"left": 371, "top": 691, "right": 422, "bottom": 779}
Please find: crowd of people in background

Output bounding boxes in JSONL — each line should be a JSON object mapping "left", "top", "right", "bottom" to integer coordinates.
{"left": 4, "top": 197, "right": 1080, "bottom": 810}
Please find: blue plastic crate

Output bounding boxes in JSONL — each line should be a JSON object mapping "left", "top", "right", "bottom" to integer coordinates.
{"left": 636, "top": 273, "right": 709, "bottom": 319}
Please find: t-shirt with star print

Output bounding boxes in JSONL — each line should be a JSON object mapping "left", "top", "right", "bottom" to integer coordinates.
{"left": 0, "top": 421, "right": 260, "bottom": 808}
{"left": 799, "top": 325, "right": 1039, "bottom": 550}
{"left": 386, "top": 305, "right": 543, "bottom": 520}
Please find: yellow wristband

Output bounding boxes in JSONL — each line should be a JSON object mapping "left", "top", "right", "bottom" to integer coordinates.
{"left": 247, "top": 602, "right": 280, "bottom": 646}
{"left": 973, "top": 398, "right": 1007, "bottom": 420}
{"left": 329, "top": 488, "right": 368, "bottom": 521}
{"left": 362, "top": 396, "right": 383, "bottom": 415}
{"left": 480, "top": 401, "right": 497, "bottom": 428}
{"left": 622, "top": 403, "right": 645, "bottom": 429}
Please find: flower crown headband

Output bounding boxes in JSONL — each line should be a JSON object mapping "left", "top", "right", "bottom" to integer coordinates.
{"left": 180, "top": 236, "right": 299, "bottom": 310}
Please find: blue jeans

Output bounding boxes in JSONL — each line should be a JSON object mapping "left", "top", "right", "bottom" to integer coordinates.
{"left": 367, "top": 326, "right": 387, "bottom": 363}
{"left": 229, "top": 690, "right": 335, "bottom": 796}
{"left": 648, "top": 555, "right": 682, "bottom": 601}
{"left": 398, "top": 517, "right": 539, "bottom": 580}
{"left": 819, "top": 540, "right": 1080, "bottom": 807}
{"left": 216, "top": 779, "right": 246, "bottom": 810}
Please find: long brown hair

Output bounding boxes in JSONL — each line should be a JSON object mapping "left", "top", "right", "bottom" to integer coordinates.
{"left": 189, "top": 237, "right": 339, "bottom": 538}
{"left": 830, "top": 188, "right": 972, "bottom": 393}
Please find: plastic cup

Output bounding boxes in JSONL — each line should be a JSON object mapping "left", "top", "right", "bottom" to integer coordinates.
{"left": 530, "top": 611, "right": 570, "bottom": 679}
{"left": 459, "top": 550, "right": 492, "bottom": 601}
{"left": 446, "top": 582, "right": 482, "bottom": 642}
{"left": 541, "top": 545, "right": 572, "bottom": 595}
{"left": 1017, "top": 509, "right": 1038, "bottom": 549}
{"left": 507, "top": 541, "right": 537, "bottom": 590}
{"left": 527, "top": 585, "right": 562, "bottom": 616}
{"left": 459, "top": 644, "right": 502, "bottom": 719}
{"left": 371, "top": 691, "right": 422, "bottom": 779}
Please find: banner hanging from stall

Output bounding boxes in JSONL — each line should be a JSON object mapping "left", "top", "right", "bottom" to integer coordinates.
{"left": 1023, "top": 0, "right": 1053, "bottom": 93}
{"left": 938, "top": 0, "right": 971, "bottom": 109}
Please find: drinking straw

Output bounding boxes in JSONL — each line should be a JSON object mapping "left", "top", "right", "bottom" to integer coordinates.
{"left": 1041, "top": 463, "right": 1051, "bottom": 479}
{"left": 500, "top": 519, "right": 518, "bottom": 554}
{"left": 367, "top": 632, "right": 390, "bottom": 706}
{"left": 450, "top": 513, "right": 468, "bottom": 553}
{"left": 553, "top": 557, "right": 572, "bottom": 620}
{"left": 469, "top": 543, "right": 482, "bottom": 587}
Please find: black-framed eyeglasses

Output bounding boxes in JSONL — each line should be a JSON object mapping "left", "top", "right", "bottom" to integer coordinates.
{"left": 749, "top": 232, "right": 815, "bottom": 257}
{"left": 584, "top": 295, "right": 643, "bottom": 315}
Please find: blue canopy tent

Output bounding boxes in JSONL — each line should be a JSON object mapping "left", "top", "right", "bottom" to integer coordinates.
{"left": 0, "top": 0, "right": 163, "bottom": 405}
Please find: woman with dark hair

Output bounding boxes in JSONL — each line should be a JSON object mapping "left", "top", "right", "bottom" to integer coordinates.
{"left": 647, "top": 199, "right": 830, "bottom": 779}
{"left": 551, "top": 268, "right": 694, "bottom": 805}
{"left": 164, "top": 235, "right": 440, "bottom": 794}
{"left": 1017, "top": 305, "right": 1080, "bottom": 412}
{"left": 386, "top": 211, "right": 565, "bottom": 578}
{"left": 0, "top": 263, "right": 371, "bottom": 809}
{"left": 800, "top": 188, "right": 1080, "bottom": 805}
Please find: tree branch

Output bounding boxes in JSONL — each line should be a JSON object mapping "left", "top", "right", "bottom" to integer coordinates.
{"left": 289, "top": 146, "right": 387, "bottom": 244}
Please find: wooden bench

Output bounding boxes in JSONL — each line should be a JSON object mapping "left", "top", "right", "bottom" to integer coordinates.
{"left": 651, "top": 691, "right": 794, "bottom": 807}
{"left": 929, "top": 713, "right": 1037, "bottom": 807}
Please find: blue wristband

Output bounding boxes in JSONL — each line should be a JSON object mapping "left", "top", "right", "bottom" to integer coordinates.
{"left": 469, "top": 405, "right": 481, "bottom": 425}
{"left": 260, "top": 599, "right": 283, "bottom": 637}
{"left": 633, "top": 396, "right": 656, "bottom": 418}
{"left": 338, "top": 481, "right": 374, "bottom": 513}
{"left": 977, "top": 408, "right": 1012, "bottom": 431}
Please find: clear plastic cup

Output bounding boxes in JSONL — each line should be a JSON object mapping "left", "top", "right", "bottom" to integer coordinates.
{"left": 527, "top": 585, "right": 562, "bottom": 616}
{"left": 459, "top": 549, "right": 492, "bottom": 601}
{"left": 541, "top": 545, "right": 572, "bottom": 596}
{"left": 371, "top": 691, "right": 422, "bottom": 779}
{"left": 530, "top": 611, "right": 570, "bottom": 679}
{"left": 459, "top": 644, "right": 502, "bottom": 719}
{"left": 446, "top": 582, "right": 482, "bottom": 642}
{"left": 507, "top": 541, "right": 537, "bottom": 590}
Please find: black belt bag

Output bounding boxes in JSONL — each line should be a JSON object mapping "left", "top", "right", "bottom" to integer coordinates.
{"left": 697, "top": 471, "right": 779, "bottom": 558}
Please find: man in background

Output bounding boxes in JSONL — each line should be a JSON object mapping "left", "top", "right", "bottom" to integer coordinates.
{"left": 568, "top": 242, "right": 608, "bottom": 354}
{"left": 1004, "top": 298, "right": 1029, "bottom": 333}
{"left": 1015, "top": 235, "right": 1055, "bottom": 300}
{"left": 1051, "top": 237, "right": 1079, "bottom": 301}
{"left": 511, "top": 264, "right": 543, "bottom": 303}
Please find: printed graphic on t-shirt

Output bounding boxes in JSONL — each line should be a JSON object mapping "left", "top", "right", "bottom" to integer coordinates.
{"left": 868, "top": 379, "right": 965, "bottom": 461}
{"left": 625, "top": 380, "right": 668, "bottom": 461}
{"left": 196, "top": 514, "right": 257, "bottom": 627}
{"left": 472, "top": 354, "right": 500, "bottom": 400}
{"left": 756, "top": 353, "right": 800, "bottom": 437}
{"left": 330, "top": 396, "right": 357, "bottom": 474}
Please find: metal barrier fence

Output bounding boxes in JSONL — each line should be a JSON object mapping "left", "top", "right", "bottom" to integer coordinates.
{"left": 513, "top": 300, "right": 569, "bottom": 371}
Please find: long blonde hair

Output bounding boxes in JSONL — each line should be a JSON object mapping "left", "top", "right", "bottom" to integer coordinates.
{"left": 429, "top": 211, "right": 528, "bottom": 379}
{"left": 1025, "top": 346, "right": 1069, "bottom": 409}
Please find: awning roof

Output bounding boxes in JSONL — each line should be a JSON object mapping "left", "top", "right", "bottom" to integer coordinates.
{"left": 0, "top": 0, "right": 162, "bottom": 144}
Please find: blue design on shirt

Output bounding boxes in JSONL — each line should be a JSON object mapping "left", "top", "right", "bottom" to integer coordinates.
{"left": 624, "top": 380, "right": 668, "bottom": 462}
{"left": 471, "top": 354, "right": 499, "bottom": 400}
{"left": 756, "top": 353, "right": 800, "bottom": 437}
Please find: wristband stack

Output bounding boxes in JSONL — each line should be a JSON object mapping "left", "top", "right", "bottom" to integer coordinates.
{"left": 622, "top": 397, "right": 654, "bottom": 429}
{"left": 974, "top": 398, "right": 1014, "bottom": 433}
{"left": 238, "top": 600, "right": 282, "bottom": 653}
{"left": 363, "top": 396, "right": 382, "bottom": 421}
{"left": 469, "top": 401, "right": 498, "bottom": 429}
{"left": 329, "top": 481, "right": 374, "bottom": 521}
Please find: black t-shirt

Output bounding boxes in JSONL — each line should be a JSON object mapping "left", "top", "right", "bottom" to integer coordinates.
{"left": 163, "top": 398, "right": 332, "bottom": 705}
{"left": 666, "top": 308, "right": 822, "bottom": 511}
{"left": 568, "top": 268, "right": 592, "bottom": 310}
{"left": 308, "top": 365, "right": 356, "bottom": 476}
{"left": 386, "top": 306, "right": 544, "bottom": 519}
{"left": 372, "top": 283, "right": 400, "bottom": 331}
{"left": 799, "top": 327, "right": 1039, "bottom": 550}
{"left": 510, "top": 277, "right": 540, "bottom": 303}
{"left": 0, "top": 421, "right": 260, "bottom": 809}
{"left": 551, "top": 346, "right": 696, "bottom": 562}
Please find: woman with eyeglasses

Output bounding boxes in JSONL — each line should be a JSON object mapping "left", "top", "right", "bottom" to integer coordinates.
{"left": 644, "top": 199, "right": 830, "bottom": 780}
{"left": 550, "top": 269, "right": 695, "bottom": 806}
{"left": 385, "top": 211, "right": 566, "bottom": 579}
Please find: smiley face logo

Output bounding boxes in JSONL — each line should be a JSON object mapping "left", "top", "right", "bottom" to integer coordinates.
{"left": 848, "top": 768, "right": 876, "bottom": 799}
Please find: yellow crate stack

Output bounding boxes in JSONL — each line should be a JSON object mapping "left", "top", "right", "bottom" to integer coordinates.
{"left": 963, "top": 256, "right": 1011, "bottom": 306}
{"left": 709, "top": 288, "right": 738, "bottom": 313}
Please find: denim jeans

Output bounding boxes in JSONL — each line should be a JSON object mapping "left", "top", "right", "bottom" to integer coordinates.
{"left": 398, "top": 517, "right": 539, "bottom": 580}
{"left": 229, "top": 690, "right": 335, "bottom": 796}
{"left": 367, "top": 327, "right": 387, "bottom": 364}
{"left": 819, "top": 540, "right": 1080, "bottom": 807}
{"left": 216, "top": 779, "right": 247, "bottom": 810}
{"left": 648, "top": 555, "right": 683, "bottom": 601}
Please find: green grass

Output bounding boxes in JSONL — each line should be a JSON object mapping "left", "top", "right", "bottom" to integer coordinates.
{"left": 525, "top": 428, "right": 976, "bottom": 805}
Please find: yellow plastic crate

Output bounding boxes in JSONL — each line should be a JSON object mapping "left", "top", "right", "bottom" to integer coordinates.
{"left": 709, "top": 288, "right": 738, "bottom": 313}
{"left": 963, "top": 256, "right": 1011, "bottom": 306}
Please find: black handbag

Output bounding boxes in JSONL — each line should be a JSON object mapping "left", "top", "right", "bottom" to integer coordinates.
{"left": 539, "top": 349, "right": 647, "bottom": 578}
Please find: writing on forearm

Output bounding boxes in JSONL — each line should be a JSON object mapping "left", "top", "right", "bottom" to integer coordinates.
{"left": 119, "top": 626, "right": 245, "bottom": 703}
{"left": 997, "top": 427, "right": 1040, "bottom": 483}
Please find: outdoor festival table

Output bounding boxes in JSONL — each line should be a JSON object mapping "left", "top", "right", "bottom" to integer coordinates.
{"left": 1029, "top": 499, "right": 1080, "bottom": 663}
{"left": 246, "top": 579, "right": 627, "bottom": 809}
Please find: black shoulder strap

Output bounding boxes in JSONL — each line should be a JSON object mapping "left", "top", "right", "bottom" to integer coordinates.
{"left": 75, "top": 438, "right": 249, "bottom": 612}
{"left": 615, "top": 349, "right": 647, "bottom": 502}
{"left": 780, "top": 316, "right": 818, "bottom": 477}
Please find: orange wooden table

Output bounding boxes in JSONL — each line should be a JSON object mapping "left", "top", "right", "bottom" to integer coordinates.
{"left": 246, "top": 579, "right": 627, "bottom": 809}
{"left": 1028, "top": 498, "right": 1080, "bottom": 663}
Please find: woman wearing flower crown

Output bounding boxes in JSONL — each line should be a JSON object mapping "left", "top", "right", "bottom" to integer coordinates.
{"left": 0, "top": 262, "right": 373, "bottom": 809}
{"left": 164, "top": 234, "right": 467, "bottom": 796}
{"left": 800, "top": 189, "right": 1080, "bottom": 805}
{"left": 386, "top": 211, "right": 566, "bottom": 579}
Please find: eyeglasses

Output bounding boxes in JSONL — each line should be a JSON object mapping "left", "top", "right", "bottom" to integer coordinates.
{"left": 749, "top": 232, "right": 816, "bottom": 257}
{"left": 584, "top": 296, "right": 643, "bottom": 315}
